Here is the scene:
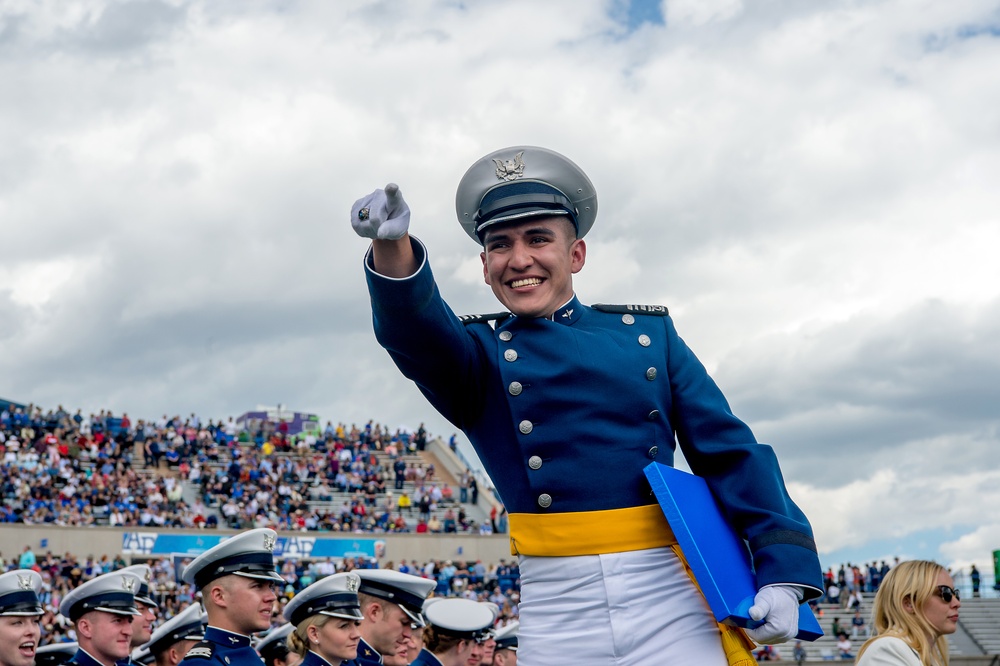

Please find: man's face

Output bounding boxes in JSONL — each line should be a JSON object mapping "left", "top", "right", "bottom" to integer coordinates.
{"left": 213, "top": 576, "right": 277, "bottom": 634}
{"left": 0, "top": 615, "right": 41, "bottom": 666}
{"left": 481, "top": 217, "right": 586, "bottom": 319}
{"left": 133, "top": 603, "right": 157, "bottom": 646}
{"left": 363, "top": 602, "right": 412, "bottom": 666}
{"left": 79, "top": 612, "right": 134, "bottom": 665}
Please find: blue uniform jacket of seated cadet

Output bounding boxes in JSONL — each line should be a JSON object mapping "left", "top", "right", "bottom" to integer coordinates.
{"left": 178, "top": 627, "right": 262, "bottom": 666}
{"left": 348, "top": 637, "right": 381, "bottom": 666}
{"left": 365, "top": 237, "right": 822, "bottom": 597}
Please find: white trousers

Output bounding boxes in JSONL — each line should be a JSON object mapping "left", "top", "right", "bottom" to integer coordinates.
{"left": 518, "top": 547, "right": 728, "bottom": 666}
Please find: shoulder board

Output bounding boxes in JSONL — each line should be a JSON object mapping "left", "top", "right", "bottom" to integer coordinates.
{"left": 592, "top": 303, "right": 669, "bottom": 316}
{"left": 183, "top": 643, "right": 215, "bottom": 660}
{"left": 458, "top": 312, "right": 512, "bottom": 326}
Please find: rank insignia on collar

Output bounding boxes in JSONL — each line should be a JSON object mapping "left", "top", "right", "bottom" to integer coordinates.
{"left": 17, "top": 574, "right": 32, "bottom": 590}
{"left": 561, "top": 309, "right": 573, "bottom": 318}
{"left": 263, "top": 534, "right": 276, "bottom": 552}
{"left": 122, "top": 576, "right": 136, "bottom": 592}
{"left": 493, "top": 151, "right": 525, "bottom": 182}
{"left": 228, "top": 636, "right": 239, "bottom": 644}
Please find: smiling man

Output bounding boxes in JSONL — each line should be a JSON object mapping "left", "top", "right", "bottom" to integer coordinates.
{"left": 177, "top": 528, "right": 283, "bottom": 666}
{"left": 0, "top": 570, "right": 44, "bottom": 666}
{"left": 60, "top": 570, "right": 143, "bottom": 666}
{"left": 351, "top": 146, "right": 823, "bottom": 665}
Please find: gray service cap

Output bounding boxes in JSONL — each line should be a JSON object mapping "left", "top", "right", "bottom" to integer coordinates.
{"left": 455, "top": 146, "right": 598, "bottom": 245}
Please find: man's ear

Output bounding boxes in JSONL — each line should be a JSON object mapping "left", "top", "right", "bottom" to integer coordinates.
{"left": 569, "top": 238, "right": 587, "bottom": 274}
{"left": 481, "top": 251, "right": 490, "bottom": 285}
{"left": 76, "top": 617, "right": 92, "bottom": 640}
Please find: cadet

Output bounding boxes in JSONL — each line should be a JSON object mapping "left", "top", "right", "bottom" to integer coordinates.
{"left": 120, "top": 565, "right": 160, "bottom": 655}
{"left": 409, "top": 599, "right": 493, "bottom": 666}
{"left": 352, "top": 571, "right": 433, "bottom": 666}
{"left": 59, "top": 570, "right": 144, "bottom": 666}
{"left": 177, "top": 528, "right": 284, "bottom": 666}
{"left": 283, "top": 572, "right": 363, "bottom": 666}
{"left": 490, "top": 624, "right": 517, "bottom": 666}
{"left": 255, "top": 625, "right": 299, "bottom": 666}
{"left": 351, "top": 146, "right": 824, "bottom": 665}
{"left": 0, "top": 570, "right": 43, "bottom": 666}
{"left": 142, "top": 602, "right": 207, "bottom": 666}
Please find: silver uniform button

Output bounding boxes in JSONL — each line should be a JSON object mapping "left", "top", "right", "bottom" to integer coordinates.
{"left": 519, "top": 420, "right": 533, "bottom": 434}
{"left": 537, "top": 493, "right": 552, "bottom": 508}
{"left": 622, "top": 314, "right": 635, "bottom": 325}
{"left": 509, "top": 381, "right": 523, "bottom": 396}
{"left": 499, "top": 330, "right": 512, "bottom": 341}
{"left": 648, "top": 409, "right": 660, "bottom": 420}
{"left": 646, "top": 367, "right": 657, "bottom": 381}
{"left": 528, "top": 455, "right": 543, "bottom": 470}
{"left": 648, "top": 446, "right": 659, "bottom": 459}
{"left": 638, "top": 334, "right": 651, "bottom": 347}
{"left": 504, "top": 349, "right": 518, "bottom": 362}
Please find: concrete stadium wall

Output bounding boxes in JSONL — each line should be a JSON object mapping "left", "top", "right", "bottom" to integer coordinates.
{"left": 0, "top": 525, "right": 514, "bottom": 564}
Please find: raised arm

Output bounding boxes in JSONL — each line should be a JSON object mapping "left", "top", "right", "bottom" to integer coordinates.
{"left": 351, "top": 183, "right": 418, "bottom": 277}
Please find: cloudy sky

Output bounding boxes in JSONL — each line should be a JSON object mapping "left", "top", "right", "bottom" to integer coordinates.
{"left": 3, "top": 0, "right": 1000, "bottom": 582}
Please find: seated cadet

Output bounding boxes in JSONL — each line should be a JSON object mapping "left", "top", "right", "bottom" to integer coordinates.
{"left": 59, "top": 570, "right": 144, "bottom": 666}
{"left": 491, "top": 623, "right": 517, "bottom": 666}
{"left": 406, "top": 598, "right": 442, "bottom": 666}
{"left": 283, "top": 572, "right": 363, "bottom": 666}
{"left": 409, "top": 599, "right": 494, "bottom": 666}
{"left": 473, "top": 603, "right": 500, "bottom": 666}
{"left": 0, "top": 569, "right": 44, "bottom": 666}
{"left": 353, "top": 570, "right": 434, "bottom": 666}
{"left": 141, "top": 602, "right": 207, "bottom": 666}
{"left": 256, "top": 625, "right": 299, "bottom": 666}
{"left": 177, "top": 528, "right": 285, "bottom": 666}
{"left": 120, "top": 565, "right": 160, "bottom": 656}
{"left": 35, "top": 644, "right": 80, "bottom": 666}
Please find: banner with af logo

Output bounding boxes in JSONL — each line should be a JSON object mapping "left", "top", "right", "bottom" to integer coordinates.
{"left": 122, "top": 532, "right": 385, "bottom": 559}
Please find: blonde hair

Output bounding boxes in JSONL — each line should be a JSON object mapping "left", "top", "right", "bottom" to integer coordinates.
{"left": 287, "top": 615, "right": 332, "bottom": 657}
{"left": 856, "top": 560, "right": 950, "bottom": 666}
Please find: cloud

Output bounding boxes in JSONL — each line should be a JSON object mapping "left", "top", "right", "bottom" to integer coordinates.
{"left": 2, "top": 0, "right": 1000, "bottom": 563}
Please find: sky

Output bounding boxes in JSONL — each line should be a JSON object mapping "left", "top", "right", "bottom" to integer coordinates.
{"left": 2, "top": 0, "right": 1000, "bottom": 583}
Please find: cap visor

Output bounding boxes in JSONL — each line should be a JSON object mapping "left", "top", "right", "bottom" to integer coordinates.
{"left": 234, "top": 571, "right": 285, "bottom": 583}
{"left": 319, "top": 608, "right": 364, "bottom": 621}
{"left": 399, "top": 605, "right": 425, "bottom": 628}
{"left": 95, "top": 606, "right": 142, "bottom": 616}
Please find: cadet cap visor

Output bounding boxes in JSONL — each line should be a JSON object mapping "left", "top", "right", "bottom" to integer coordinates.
{"left": 256, "top": 623, "right": 294, "bottom": 661}
{"left": 493, "top": 621, "right": 518, "bottom": 651}
{"left": 0, "top": 570, "right": 44, "bottom": 616}
{"left": 456, "top": 146, "right": 597, "bottom": 245}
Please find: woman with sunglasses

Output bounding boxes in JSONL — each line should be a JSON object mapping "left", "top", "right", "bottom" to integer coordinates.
{"left": 856, "top": 560, "right": 961, "bottom": 666}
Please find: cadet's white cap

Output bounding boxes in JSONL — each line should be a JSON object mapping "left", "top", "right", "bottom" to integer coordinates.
{"left": 355, "top": 570, "right": 435, "bottom": 628}
{"left": 456, "top": 146, "right": 598, "bottom": 244}
{"left": 284, "top": 572, "right": 363, "bottom": 626}
{"left": 0, "top": 570, "right": 43, "bottom": 617}
{"left": 59, "top": 570, "right": 143, "bottom": 621}
{"left": 424, "top": 598, "right": 494, "bottom": 641}
{"left": 143, "top": 602, "right": 206, "bottom": 655}
{"left": 181, "top": 528, "right": 283, "bottom": 589}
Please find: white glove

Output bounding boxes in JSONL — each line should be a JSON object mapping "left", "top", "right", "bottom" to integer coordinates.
{"left": 351, "top": 183, "right": 411, "bottom": 240}
{"left": 745, "top": 585, "right": 802, "bottom": 645}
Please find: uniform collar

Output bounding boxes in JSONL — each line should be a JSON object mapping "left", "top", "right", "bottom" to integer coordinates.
{"left": 303, "top": 651, "right": 337, "bottom": 666}
{"left": 74, "top": 648, "right": 114, "bottom": 666}
{"left": 550, "top": 295, "right": 582, "bottom": 325}
{"left": 355, "top": 638, "right": 382, "bottom": 665}
{"left": 204, "top": 626, "right": 252, "bottom": 648}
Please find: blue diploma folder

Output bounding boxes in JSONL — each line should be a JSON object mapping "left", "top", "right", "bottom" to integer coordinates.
{"left": 644, "top": 462, "right": 823, "bottom": 641}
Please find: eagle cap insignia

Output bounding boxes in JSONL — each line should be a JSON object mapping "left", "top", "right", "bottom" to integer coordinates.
{"left": 263, "top": 534, "right": 276, "bottom": 552}
{"left": 122, "top": 576, "right": 137, "bottom": 592}
{"left": 17, "top": 574, "right": 33, "bottom": 591}
{"left": 493, "top": 151, "right": 525, "bottom": 182}
{"left": 346, "top": 577, "right": 359, "bottom": 593}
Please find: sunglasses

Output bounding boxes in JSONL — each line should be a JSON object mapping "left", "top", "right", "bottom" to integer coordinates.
{"left": 934, "top": 585, "right": 960, "bottom": 603}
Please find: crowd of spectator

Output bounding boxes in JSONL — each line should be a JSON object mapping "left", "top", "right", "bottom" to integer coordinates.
{"left": 2, "top": 544, "right": 521, "bottom": 648}
{"left": 1, "top": 401, "right": 495, "bottom": 534}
